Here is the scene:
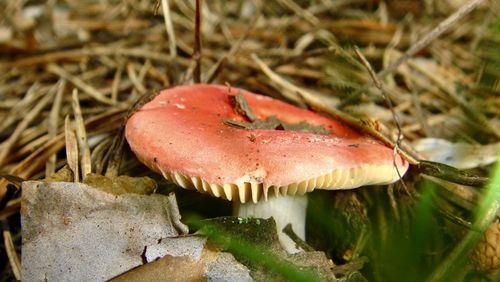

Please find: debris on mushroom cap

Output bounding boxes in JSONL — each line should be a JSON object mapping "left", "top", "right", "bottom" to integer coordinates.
{"left": 125, "top": 84, "right": 409, "bottom": 203}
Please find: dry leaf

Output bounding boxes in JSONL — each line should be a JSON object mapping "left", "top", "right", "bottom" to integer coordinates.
{"left": 22, "top": 181, "right": 188, "bottom": 281}
{"left": 112, "top": 237, "right": 252, "bottom": 282}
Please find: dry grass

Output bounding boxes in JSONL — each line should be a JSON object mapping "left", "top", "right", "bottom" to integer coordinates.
{"left": 0, "top": 0, "right": 498, "bottom": 280}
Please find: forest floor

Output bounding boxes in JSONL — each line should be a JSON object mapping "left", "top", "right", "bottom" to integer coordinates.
{"left": 0, "top": 0, "right": 499, "bottom": 281}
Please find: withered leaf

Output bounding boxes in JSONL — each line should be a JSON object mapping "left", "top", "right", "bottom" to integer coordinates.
{"left": 223, "top": 116, "right": 280, "bottom": 130}
{"left": 224, "top": 116, "right": 331, "bottom": 135}
{"left": 226, "top": 93, "right": 331, "bottom": 135}
{"left": 83, "top": 173, "right": 157, "bottom": 195}
{"left": 280, "top": 120, "right": 330, "bottom": 135}
{"left": 228, "top": 91, "right": 257, "bottom": 122}
{"left": 249, "top": 116, "right": 282, "bottom": 130}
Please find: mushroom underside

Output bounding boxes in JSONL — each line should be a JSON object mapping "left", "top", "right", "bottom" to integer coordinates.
{"left": 157, "top": 163, "right": 403, "bottom": 254}
{"left": 157, "top": 163, "right": 402, "bottom": 203}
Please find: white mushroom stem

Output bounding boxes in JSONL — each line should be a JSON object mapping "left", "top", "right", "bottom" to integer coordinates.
{"left": 233, "top": 194, "right": 308, "bottom": 254}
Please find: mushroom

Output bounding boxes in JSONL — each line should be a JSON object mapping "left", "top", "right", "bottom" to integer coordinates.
{"left": 125, "top": 84, "right": 409, "bottom": 253}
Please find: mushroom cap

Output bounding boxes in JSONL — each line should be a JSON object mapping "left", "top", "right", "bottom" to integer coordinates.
{"left": 125, "top": 84, "right": 409, "bottom": 203}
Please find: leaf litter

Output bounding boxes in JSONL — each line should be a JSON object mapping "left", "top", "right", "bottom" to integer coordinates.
{"left": 0, "top": 0, "right": 498, "bottom": 281}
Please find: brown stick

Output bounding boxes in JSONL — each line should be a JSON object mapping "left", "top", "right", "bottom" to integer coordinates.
{"left": 418, "top": 161, "right": 488, "bottom": 187}
{"left": 354, "top": 46, "right": 403, "bottom": 147}
{"left": 193, "top": 0, "right": 202, "bottom": 83}
{"left": 353, "top": 46, "right": 408, "bottom": 182}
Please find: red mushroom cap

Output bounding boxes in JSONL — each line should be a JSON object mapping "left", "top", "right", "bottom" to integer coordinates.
{"left": 125, "top": 84, "right": 409, "bottom": 203}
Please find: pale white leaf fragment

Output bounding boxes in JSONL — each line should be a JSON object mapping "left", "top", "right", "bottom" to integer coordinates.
{"left": 413, "top": 138, "right": 499, "bottom": 169}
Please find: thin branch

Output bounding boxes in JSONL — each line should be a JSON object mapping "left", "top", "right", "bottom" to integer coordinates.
{"left": 418, "top": 161, "right": 489, "bottom": 187}
{"left": 354, "top": 46, "right": 407, "bottom": 185}
{"left": 193, "top": 0, "right": 202, "bottom": 83}
{"left": 354, "top": 46, "right": 403, "bottom": 147}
